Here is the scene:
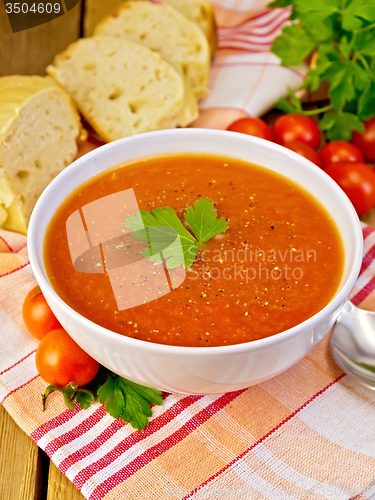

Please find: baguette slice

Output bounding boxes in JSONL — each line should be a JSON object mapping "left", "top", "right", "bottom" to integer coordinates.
{"left": 47, "top": 36, "right": 198, "bottom": 143}
{"left": 0, "top": 75, "right": 83, "bottom": 234}
{"left": 166, "top": 0, "right": 218, "bottom": 55}
{"left": 94, "top": 2, "right": 210, "bottom": 98}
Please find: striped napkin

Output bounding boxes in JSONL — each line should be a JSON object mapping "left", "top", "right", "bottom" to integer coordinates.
{"left": 2, "top": 2, "right": 375, "bottom": 499}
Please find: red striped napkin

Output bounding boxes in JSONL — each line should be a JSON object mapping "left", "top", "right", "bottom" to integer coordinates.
{"left": 2, "top": 224, "right": 375, "bottom": 499}
{"left": 2, "top": 2, "right": 375, "bottom": 499}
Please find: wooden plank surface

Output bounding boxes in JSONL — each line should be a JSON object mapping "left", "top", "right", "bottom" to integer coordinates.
{"left": 0, "top": 1, "right": 81, "bottom": 76}
{"left": 0, "top": 404, "right": 42, "bottom": 500}
{"left": 47, "top": 463, "right": 85, "bottom": 500}
{"left": 83, "top": 0, "right": 124, "bottom": 36}
{"left": 360, "top": 209, "right": 375, "bottom": 228}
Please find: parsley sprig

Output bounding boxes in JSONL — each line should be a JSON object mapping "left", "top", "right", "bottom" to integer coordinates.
{"left": 126, "top": 198, "right": 228, "bottom": 268}
{"left": 42, "top": 367, "right": 163, "bottom": 431}
{"left": 97, "top": 372, "right": 163, "bottom": 430}
{"left": 269, "top": 0, "right": 375, "bottom": 140}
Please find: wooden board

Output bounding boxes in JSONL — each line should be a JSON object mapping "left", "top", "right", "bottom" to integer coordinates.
{"left": 83, "top": 0, "right": 124, "bottom": 36}
{"left": 0, "top": 404, "right": 41, "bottom": 500}
{"left": 0, "top": 1, "right": 81, "bottom": 77}
{"left": 47, "top": 463, "right": 85, "bottom": 500}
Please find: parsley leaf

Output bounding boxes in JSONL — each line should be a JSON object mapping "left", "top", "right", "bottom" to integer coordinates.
{"left": 268, "top": 0, "right": 292, "bottom": 7}
{"left": 97, "top": 374, "right": 125, "bottom": 418}
{"left": 184, "top": 198, "right": 228, "bottom": 244}
{"left": 276, "top": 87, "right": 303, "bottom": 114}
{"left": 45, "top": 367, "right": 163, "bottom": 431}
{"left": 125, "top": 198, "right": 228, "bottom": 269}
{"left": 97, "top": 371, "right": 163, "bottom": 430}
{"left": 272, "top": 24, "right": 315, "bottom": 66}
{"left": 358, "top": 80, "right": 375, "bottom": 120}
{"left": 269, "top": 0, "right": 375, "bottom": 139}
{"left": 126, "top": 208, "right": 198, "bottom": 268}
{"left": 75, "top": 391, "right": 95, "bottom": 409}
{"left": 320, "top": 110, "right": 365, "bottom": 140}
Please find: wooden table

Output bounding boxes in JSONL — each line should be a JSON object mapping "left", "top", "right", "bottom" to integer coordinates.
{"left": 2, "top": 209, "right": 374, "bottom": 500}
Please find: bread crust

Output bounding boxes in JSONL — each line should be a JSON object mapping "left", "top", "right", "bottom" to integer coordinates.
{"left": 94, "top": 1, "right": 211, "bottom": 98}
{"left": 166, "top": 0, "right": 218, "bottom": 56}
{"left": 47, "top": 37, "right": 198, "bottom": 143}
{"left": 0, "top": 75, "right": 83, "bottom": 234}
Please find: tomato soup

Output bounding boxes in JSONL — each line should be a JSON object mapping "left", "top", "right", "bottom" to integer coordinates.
{"left": 44, "top": 154, "right": 344, "bottom": 347}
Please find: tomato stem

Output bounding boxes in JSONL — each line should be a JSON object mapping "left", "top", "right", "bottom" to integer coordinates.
{"left": 29, "top": 289, "right": 42, "bottom": 302}
{"left": 42, "top": 381, "right": 95, "bottom": 411}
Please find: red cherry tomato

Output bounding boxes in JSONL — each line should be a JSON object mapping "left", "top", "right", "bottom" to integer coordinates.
{"left": 319, "top": 141, "right": 364, "bottom": 168}
{"left": 273, "top": 114, "right": 321, "bottom": 150}
{"left": 324, "top": 162, "right": 375, "bottom": 216}
{"left": 35, "top": 328, "right": 100, "bottom": 387}
{"left": 284, "top": 140, "right": 322, "bottom": 167}
{"left": 352, "top": 118, "right": 375, "bottom": 161}
{"left": 226, "top": 117, "right": 274, "bottom": 141}
{"left": 23, "top": 286, "right": 61, "bottom": 340}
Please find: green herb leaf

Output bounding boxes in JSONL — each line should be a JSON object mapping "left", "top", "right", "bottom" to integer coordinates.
{"left": 276, "top": 87, "right": 303, "bottom": 113}
{"left": 267, "top": 0, "right": 292, "bottom": 7}
{"left": 355, "top": 33, "right": 375, "bottom": 56}
{"left": 320, "top": 111, "right": 365, "bottom": 140}
{"left": 117, "top": 377, "right": 163, "bottom": 430}
{"left": 301, "top": 44, "right": 336, "bottom": 91}
{"left": 122, "top": 378, "right": 163, "bottom": 406}
{"left": 358, "top": 80, "right": 375, "bottom": 120}
{"left": 122, "top": 392, "right": 150, "bottom": 430}
{"left": 303, "top": 16, "right": 334, "bottom": 42}
{"left": 323, "top": 62, "right": 357, "bottom": 108}
{"left": 184, "top": 198, "right": 228, "bottom": 244}
{"left": 75, "top": 391, "right": 95, "bottom": 410}
{"left": 97, "top": 374, "right": 125, "bottom": 418}
{"left": 41, "top": 367, "right": 162, "bottom": 431}
{"left": 294, "top": 0, "right": 340, "bottom": 15}
{"left": 127, "top": 208, "right": 198, "bottom": 268}
{"left": 341, "top": 0, "right": 375, "bottom": 30}
{"left": 338, "top": 36, "right": 352, "bottom": 60}
{"left": 269, "top": 0, "right": 375, "bottom": 140}
{"left": 126, "top": 198, "right": 228, "bottom": 269}
{"left": 271, "top": 24, "right": 316, "bottom": 67}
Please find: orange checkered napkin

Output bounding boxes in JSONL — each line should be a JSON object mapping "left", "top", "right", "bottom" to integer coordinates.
{"left": 2, "top": 2, "right": 375, "bottom": 500}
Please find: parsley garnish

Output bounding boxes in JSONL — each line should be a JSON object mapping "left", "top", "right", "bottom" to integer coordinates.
{"left": 97, "top": 373, "right": 162, "bottom": 430}
{"left": 185, "top": 198, "right": 228, "bottom": 243}
{"left": 126, "top": 198, "right": 228, "bottom": 268}
{"left": 126, "top": 207, "right": 198, "bottom": 268}
{"left": 42, "top": 367, "right": 163, "bottom": 431}
{"left": 269, "top": 0, "right": 375, "bottom": 140}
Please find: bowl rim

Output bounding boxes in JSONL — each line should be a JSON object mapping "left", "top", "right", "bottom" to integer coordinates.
{"left": 28, "top": 128, "right": 364, "bottom": 356}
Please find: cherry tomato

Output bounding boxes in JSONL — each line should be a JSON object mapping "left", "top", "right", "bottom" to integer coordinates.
{"left": 23, "top": 286, "right": 61, "bottom": 340}
{"left": 226, "top": 117, "right": 274, "bottom": 141}
{"left": 352, "top": 118, "right": 375, "bottom": 161}
{"left": 35, "top": 328, "right": 100, "bottom": 386}
{"left": 284, "top": 140, "right": 322, "bottom": 167}
{"left": 319, "top": 141, "right": 364, "bottom": 168}
{"left": 324, "top": 162, "right": 375, "bottom": 216}
{"left": 273, "top": 114, "right": 321, "bottom": 150}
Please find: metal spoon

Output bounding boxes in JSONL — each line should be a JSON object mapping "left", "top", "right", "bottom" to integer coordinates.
{"left": 330, "top": 301, "right": 375, "bottom": 389}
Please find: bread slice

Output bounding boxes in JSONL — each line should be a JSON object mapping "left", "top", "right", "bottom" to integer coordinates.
{"left": 47, "top": 36, "right": 198, "bottom": 143}
{"left": 94, "top": 2, "right": 210, "bottom": 98}
{"left": 166, "top": 0, "right": 218, "bottom": 55}
{"left": 0, "top": 75, "right": 83, "bottom": 234}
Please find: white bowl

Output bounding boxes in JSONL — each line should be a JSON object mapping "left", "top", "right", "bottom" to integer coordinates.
{"left": 28, "top": 129, "right": 363, "bottom": 394}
